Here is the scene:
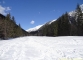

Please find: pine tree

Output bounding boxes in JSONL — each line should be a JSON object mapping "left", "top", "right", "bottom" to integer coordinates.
{"left": 57, "top": 12, "right": 70, "bottom": 36}
{"left": 18, "top": 23, "right": 23, "bottom": 36}
{"left": 75, "top": 4, "right": 83, "bottom": 35}
{"left": 0, "top": 18, "right": 4, "bottom": 39}
{"left": 53, "top": 21, "right": 58, "bottom": 36}
{"left": 12, "top": 16, "right": 16, "bottom": 24}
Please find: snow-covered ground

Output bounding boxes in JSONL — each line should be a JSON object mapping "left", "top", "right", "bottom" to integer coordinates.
{"left": 0, "top": 36, "right": 83, "bottom": 60}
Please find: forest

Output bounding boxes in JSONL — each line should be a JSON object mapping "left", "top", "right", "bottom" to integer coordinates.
{"left": 0, "top": 13, "right": 28, "bottom": 39}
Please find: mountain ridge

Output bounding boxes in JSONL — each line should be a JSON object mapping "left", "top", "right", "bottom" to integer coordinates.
{"left": 27, "top": 4, "right": 83, "bottom": 36}
{"left": 26, "top": 19, "right": 56, "bottom": 32}
{"left": 26, "top": 4, "right": 83, "bottom": 33}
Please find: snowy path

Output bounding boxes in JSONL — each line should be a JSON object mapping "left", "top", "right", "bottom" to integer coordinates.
{"left": 0, "top": 36, "right": 83, "bottom": 60}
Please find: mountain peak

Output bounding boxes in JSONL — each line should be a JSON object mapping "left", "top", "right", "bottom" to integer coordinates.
{"left": 69, "top": 4, "right": 83, "bottom": 16}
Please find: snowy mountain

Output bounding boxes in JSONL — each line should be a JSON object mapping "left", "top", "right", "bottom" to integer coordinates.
{"left": 26, "top": 4, "right": 83, "bottom": 33}
{"left": 69, "top": 4, "right": 83, "bottom": 17}
{"left": 48, "top": 19, "right": 56, "bottom": 24}
{"left": 26, "top": 25, "right": 43, "bottom": 32}
{"left": 0, "top": 36, "right": 83, "bottom": 60}
{"left": 26, "top": 19, "right": 56, "bottom": 32}
{"left": 80, "top": 4, "right": 83, "bottom": 13}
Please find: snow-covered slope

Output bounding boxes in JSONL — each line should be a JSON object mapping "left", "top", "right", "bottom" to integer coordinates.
{"left": 26, "top": 19, "right": 56, "bottom": 32}
{"left": 0, "top": 36, "right": 83, "bottom": 60}
{"left": 48, "top": 19, "right": 56, "bottom": 24}
{"left": 69, "top": 4, "right": 83, "bottom": 16}
{"left": 26, "top": 25, "right": 43, "bottom": 32}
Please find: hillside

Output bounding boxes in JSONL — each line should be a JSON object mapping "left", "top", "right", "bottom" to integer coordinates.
{"left": 0, "top": 36, "right": 83, "bottom": 60}
{"left": 27, "top": 4, "right": 83, "bottom": 36}
{"left": 0, "top": 13, "right": 28, "bottom": 39}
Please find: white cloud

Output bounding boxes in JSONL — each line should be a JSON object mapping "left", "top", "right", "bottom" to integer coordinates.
{"left": 0, "top": 5, "right": 6, "bottom": 15}
{"left": 0, "top": 5, "right": 11, "bottom": 15}
{"left": 30, "top": 20, "right": 35, "bottom": 24}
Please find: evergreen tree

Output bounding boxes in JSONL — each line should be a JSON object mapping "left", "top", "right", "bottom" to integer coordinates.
{"left": 75, "top": 4, "right": 83, "bottom": 35}
{"left": 53, "top": 21, "right": 58, "bottom": 36}
{"left": 12, "top": 16, "right": 16, "bottom": 24}
{"left": 57, "top": 13, "right": 70, "bottom": 36}
{"left": 0, "top": 18, "right": 5, "bottom": 39}
{"left": 18, "top": 23, "right": 23, "bottom": 36}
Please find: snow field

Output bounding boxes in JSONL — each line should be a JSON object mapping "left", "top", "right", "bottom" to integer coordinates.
{"left": 0, "top": 36, "right": 83, "bottom": 60}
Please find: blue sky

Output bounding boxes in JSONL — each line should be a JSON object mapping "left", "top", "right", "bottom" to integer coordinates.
{"left": 0, "top": 0, "right": 83, "bottom": 30}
